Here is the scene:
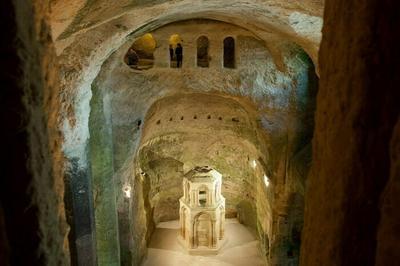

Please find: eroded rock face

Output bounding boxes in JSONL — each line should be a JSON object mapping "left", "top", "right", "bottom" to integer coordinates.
{"left": 85, "top": 19, "right": 318, "bottom": 265}
{"left": 376, "top": 121, "right": 400, "bottom": 266}
{"left": 300, "top": 0, "right": 400, "bottom": 265}
{"left": 52, "top": 13, "right": 321, "bottom": 264}
{"left": 138, "top": 93, "right": 268, "bottom": 221}
{"left": 54, "top": 1, "right": 323, "bottom": 174}
{"left": 53, "top": 5, "right": 320, "bottom": 266}
{"left": 51, "top": 0, "right": 323, "bottom": 45}
{"left": 2, "top": 0, "right": 69, "bottom": 265}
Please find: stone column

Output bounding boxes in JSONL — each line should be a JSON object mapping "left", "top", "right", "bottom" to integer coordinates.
{"left": 209, "top": 37, "right": 223, "bottom": 69}
{"left": 89, "top": 88, "right": 120, "bottom": 266}
{"left": 153, "top": 34, "right": 169, "bottom": 68}
{"left": 234, "top": 36, "right": 238, "bottom": 69}
{"left": 183, "top": 181, "right": 186, "bottom": 199}
{"left": 191, "top": 221, "right": 196, "bottom": 248}
{"left": 181, "top": 35, "right": 195, "bottom": 69}
{"left": 65, "top": 159, "right": 97, "bottom": 266}
{"left": 195, "top": 190, "right": 199, "bottom": 206}
{"left": 191, "top": 191, "right": 196, "bottom": 207}
{"left": 180, "top": 210, "right": 183, "bottom": 237}
{"left": 220, "top": 210, "right": 225, "bottom": 239}
{"left": 211, "top": 220, "right": 217, "bottom": 248}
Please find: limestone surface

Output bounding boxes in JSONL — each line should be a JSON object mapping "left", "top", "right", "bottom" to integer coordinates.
{"left": 49, "top": 2, "right": 321, "bottom": 265}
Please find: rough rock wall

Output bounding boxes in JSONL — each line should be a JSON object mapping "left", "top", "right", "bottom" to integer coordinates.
{"left": 376, "top": 121, "right": 400, "bottom": 266}
{"left": 100, "top": 21, "right": 314, "bottom": 172}
{"left": 54, "top": 0, "right": 323, "bottom": 189}
{"left": 367, "top": 1, "right": 400, "bottom": 264}
{"left": 52, "top": 0, "right": 323, "bottom": 59}
{"left": 53, "top": 6, "right": 323, "bottom": 242}
{"left": 114, "top": 161, "right": 150, "bottom": 266}
{"left": 51, "top": 0, "right": 323, "bottom": 41}
{"left": 87, "top": 20, "right": 318, "bottom": 265}
{"left": 137, "top": 93, "right": 267, "bottom": 221}
{"left": 53, "top": 11, "right": 322, "bottom": 264}
{"left": 1, "top": 0, "right": 68, "bottom": 265}
{"left": 300, "top": 0, "right": 400, "bottom": 265}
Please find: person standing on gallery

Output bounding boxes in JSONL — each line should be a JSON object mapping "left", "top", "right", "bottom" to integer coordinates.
{"left": 175, "top": 43, "right": 183, "bottom": 68}
{"left": 169, "top": 44, "right": 174, "bottom": 66}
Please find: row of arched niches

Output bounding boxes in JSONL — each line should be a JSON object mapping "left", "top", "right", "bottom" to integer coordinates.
{"left": 124, "top": 33, "right": 235, "bottom": 70}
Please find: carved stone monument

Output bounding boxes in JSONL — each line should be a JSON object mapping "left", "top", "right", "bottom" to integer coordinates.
{"left": 179, "top": 166, "right": 225, "bottom": 254}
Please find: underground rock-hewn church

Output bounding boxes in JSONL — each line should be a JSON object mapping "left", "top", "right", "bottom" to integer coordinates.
{"left": 1, "top": 0, "right": 399, "bottom": 266}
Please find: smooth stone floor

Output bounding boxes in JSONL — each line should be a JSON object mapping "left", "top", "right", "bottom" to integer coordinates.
{"left": 142, "top": 218, "right": 265, "bottom": 266}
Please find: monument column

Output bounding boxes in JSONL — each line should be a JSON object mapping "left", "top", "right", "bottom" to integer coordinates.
{"left": 212, "top": 220, "right": 217, "bottom": 248}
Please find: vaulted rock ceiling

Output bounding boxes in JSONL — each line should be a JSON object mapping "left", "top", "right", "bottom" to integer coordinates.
{"left": 52, "top": 0, "right": 324, "bottom": 165}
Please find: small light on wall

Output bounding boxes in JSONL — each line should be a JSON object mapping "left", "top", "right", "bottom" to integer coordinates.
{"left": 263, "top": 174, "right": 270, "bottom": 187}
{"left": 123, "top": 185, "right": 131, "bottom": 198}
{"left": 251, "top": 160, "right": 257, "bottom": 169}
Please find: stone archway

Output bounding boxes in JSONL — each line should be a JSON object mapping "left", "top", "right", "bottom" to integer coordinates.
{"left": 193, "top": 212, "right": 212, "bottom": 248}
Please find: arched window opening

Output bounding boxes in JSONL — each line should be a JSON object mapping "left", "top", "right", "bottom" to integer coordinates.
{"left": 195, "top": 213, "right": 212, "bottom": 247}
{"left": 169, "top": 34, "right": 183, "bottom": 68}
{"left": 199, "top": 190, "right": 207, "bottom": 206}
{"left": 197, "top": 36, "right": 209, "bottom": 67}
{"left": 223, "top": 37, "right": 235, "bottom": 68}
{"left": 124, "top": 33, "right": 156, "bottom": 70}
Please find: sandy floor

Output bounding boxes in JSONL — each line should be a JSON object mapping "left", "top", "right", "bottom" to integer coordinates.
{"left": 142, "top": 219, "right": 265, "bottom": 266}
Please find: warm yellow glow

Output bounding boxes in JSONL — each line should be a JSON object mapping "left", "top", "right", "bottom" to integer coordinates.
{"left": 169, "top": 34, "right": 182, "bottom": 47}
{"left": 132, "top": 33, "right": 156, "bottom": 53}
{"left": 142, "top": 33, "right": 156, "bottom": 49}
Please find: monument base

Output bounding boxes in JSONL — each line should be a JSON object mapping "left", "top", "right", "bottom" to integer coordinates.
{"left": 178, "top": 235, "right": 226, "bottom": 255}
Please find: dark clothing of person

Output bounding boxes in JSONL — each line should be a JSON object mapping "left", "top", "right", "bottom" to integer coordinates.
{"left": 175, "top": 45, "right": 183, "bottom": 68}
{"left": 169, "top": 47, "right": 174, "bottom": 61}
{"left": 127, "top": 50, "right": 139, "bottom": 66}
